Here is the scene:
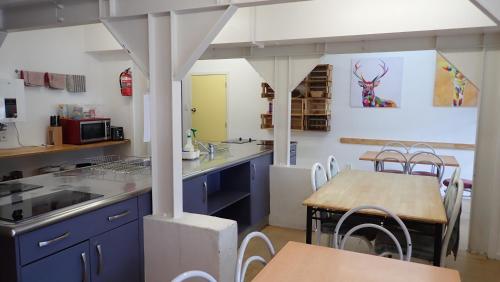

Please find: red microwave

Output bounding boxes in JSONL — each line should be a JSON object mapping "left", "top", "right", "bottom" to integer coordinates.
{"left": 60, "top": 118, "right": 111, "bottom": 145}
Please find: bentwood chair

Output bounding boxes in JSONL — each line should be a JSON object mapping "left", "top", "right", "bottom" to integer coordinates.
{"left": 381, "top": 142, "right": 409, "bottom": 153}
{"left": 236, "top": 232, "right": 275, "bottom": 282}
{"left": 172, "top": 271, "right": 217, "bottom": 282}
{"left": 408, "top": 151, "right": 445, "bottom": 182}
{"left": 409, "top": 142, "right": 436, "bottom": 154}
{"left": 326, "top": 155, "right": 340, "bottom": 180}
{"left": 374, "top": 149, "right": 408, "bottom": 174}
{"left": 310, "top": 163, "right": 329, "bottom": 245}
{"left": 333, "top": 205, "right": 412, "bottom": 261}
{"left": 374, "top": 169, "right": 464, "bottom": 266}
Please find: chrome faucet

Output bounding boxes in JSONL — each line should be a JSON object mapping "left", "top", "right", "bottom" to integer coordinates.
{"left": 197, "top": 141, "right": 216, "bottom": 155}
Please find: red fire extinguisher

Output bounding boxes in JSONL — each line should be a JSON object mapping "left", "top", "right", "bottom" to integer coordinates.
{"left": 119, "top": 68, "right": 132, "bottom": 96}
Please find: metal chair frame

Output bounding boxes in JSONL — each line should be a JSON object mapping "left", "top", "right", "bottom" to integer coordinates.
{"left": 374, "top": 149, "right": 408, "bottom": 174}
{"left": 172, "top": 270, "right": 217, "bottom": 282}
{"left": 326, "top": 155, "right": 340, "bottom": 180}
{"left": 440, "top": 177, "right": 464, "bottom": 266}
{"left": 381, "top": 142, "right": 409, "bottom": 153}
{"left": 409, "top": 142, "right": 436, "bottom": 154}
{"left": 333, "top": 205, "right": 412, "bottom": 261}
{"left": 408, "top": 151, "right": 445, "bottom": 182}
{"left": 236, "top": 231, "right": 275, "bottom": 282}
{"left": 310, "top": 162, "right": 329, "bottom": 245}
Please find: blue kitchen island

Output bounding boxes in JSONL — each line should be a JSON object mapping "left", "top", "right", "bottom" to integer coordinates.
{"left": 0, "top": 142, "right": 282, "bottom": 282}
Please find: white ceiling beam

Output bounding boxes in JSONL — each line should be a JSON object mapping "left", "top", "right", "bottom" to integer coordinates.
{"left": 470, "top": 0, "right": 500, "bottom": 24}
{"left": 105, "top": 0, "right": 308, "bottom": 18}
{"left": 0, "top": 0, "right": 99, "bottom": 31}
{"left": 201, "top": 32, "right": 500, "bottom": 60}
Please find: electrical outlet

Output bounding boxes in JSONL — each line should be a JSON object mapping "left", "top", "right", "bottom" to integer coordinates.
{"left": 0, "top": 131, "right": 6, "bottom": 142}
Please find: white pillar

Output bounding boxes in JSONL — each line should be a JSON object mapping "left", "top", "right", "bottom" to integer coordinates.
{"left": 469, "top": 35, "right": 500, "bottom": 259}
{"left": 148, "top": 13, "right": 184, "bottom": 217}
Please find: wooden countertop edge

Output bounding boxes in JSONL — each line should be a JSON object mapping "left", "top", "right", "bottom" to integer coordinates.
{"left": 0, "top": 140, "right": 130, "bottom": 159}
{"left": 302, "top": 201, "right": 447, "bottom": 224}
{"left": 340, "top": 137, "right": 475, "bottom": 150}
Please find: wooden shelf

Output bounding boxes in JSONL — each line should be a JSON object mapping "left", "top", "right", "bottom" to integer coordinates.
{"left": 208, "top": 190, "right": 251, "bottom": 215}
{"left": 0, "top": 140, "right": 130, "bottom": 159}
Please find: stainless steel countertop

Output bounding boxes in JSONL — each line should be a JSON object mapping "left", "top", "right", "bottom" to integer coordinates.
{"left": 0, "top": 143, "right": 272, "bottom": 237}
{"left": 182, "top": 142, "right": 272, "bottom": 179}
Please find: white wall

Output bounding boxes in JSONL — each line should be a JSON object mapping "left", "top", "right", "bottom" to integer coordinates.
{"left": 0, "top": 24, "right": 147, "bottom": 177}
{"left": 186, "top": 50, "right": 478, "bottom": 180}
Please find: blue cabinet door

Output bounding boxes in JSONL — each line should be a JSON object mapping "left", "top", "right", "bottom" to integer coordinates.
{"left": 250, "top": 153, "right": 272, "bottom": 225}
{"left": 21, "top": 241, "right": 90, "bottom": 282}
{"left": 90, "top": 220, "right": 140, "bottom": 282}
{"left": 183, "top": 175, "right": 208, "bottom": 214}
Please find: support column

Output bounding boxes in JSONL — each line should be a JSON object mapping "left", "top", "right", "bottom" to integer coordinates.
{"left": 148, "top": 13, "right": 184, "bottom": 217}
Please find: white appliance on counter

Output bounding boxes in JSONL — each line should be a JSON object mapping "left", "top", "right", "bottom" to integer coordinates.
{"left": 0, "top": 78, "right": 25, "bottom": 123}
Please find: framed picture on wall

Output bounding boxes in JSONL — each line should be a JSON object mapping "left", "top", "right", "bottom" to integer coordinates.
{"left": 350, "top": 57, "right": 404, "bottom": 108}
{"left": 433, "top": 52, "right": 479, "bottom": 107}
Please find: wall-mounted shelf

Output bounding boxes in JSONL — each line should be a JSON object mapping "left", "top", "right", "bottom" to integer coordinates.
{"left": 260, "top": 64, "right": 332, "bottom": 132}
{"left": 0, "top": 140, "right": 130, "bottom": 159}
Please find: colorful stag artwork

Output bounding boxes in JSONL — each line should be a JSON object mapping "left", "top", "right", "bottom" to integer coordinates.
{"left": 434, "top": 53, "right": 479, "bottom": 107}
{"left": 350, "top": 57, "right": 403, "bottom": 108}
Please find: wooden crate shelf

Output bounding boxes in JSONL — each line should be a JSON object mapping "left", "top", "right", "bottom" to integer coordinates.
{"left": 305, "top": 115, "right": 331, "bottom": 131}
{"left": 259, "top": 64, "right": 332, "bottom": 132}
{"left": 261, "top": 82, "right": 275, "bottom": 99}
{"left": 260, "top": 113, "right": 273, "bottom": 129}
{"left": 305, "top": 98, "right": 331, "bottom": 115}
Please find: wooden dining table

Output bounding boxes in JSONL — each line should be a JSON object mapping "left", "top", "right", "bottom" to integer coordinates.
{"left": 253, "top": 241, "right": 461, "bottom": 282}
{"left": 359, "top": 150, "right": 460, "bottom": 167}
{"left": 303, "top": 169, "right": 447, "bottom": 266}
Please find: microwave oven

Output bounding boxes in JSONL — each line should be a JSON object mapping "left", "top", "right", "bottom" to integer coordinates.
{"left": 60, "top": 118, "right": 111, "bottom": 145}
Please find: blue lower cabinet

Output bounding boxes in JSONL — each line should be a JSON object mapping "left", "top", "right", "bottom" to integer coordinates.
{"left": 21, "top": 241, "right": 90, "bottom": 282}
{"left": 250, "top": 153, "right": 272, "bottom": 225}
{"left": 90, "top": 220, "right": 140, "bottom": 282}
{"left": 183, "top": 175, "right": 208, "bottom": 214}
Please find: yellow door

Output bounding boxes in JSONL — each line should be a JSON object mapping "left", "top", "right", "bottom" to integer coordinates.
{"left": 191, "top": 74, "right": 227, "bottom": 142}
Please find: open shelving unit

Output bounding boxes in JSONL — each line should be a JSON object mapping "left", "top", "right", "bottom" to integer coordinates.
{"left": 260, "top": 64, "right": 332, "bottom": 132}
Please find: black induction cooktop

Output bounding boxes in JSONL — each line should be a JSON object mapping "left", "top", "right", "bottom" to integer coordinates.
{"left": 0, "top": 183, "right": 43, "bottom": 198}
{"left": 0, "top": 190, "right": 103, "bottom": 223}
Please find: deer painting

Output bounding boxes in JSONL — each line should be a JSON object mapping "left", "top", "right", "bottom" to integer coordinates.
{"left": 353, "top": 60, "right": 397, "bottom": 107}
{"left": 442, "top": 64, "right": 466, "bottom": 107}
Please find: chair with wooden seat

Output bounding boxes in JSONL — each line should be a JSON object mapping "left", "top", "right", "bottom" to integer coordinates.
{"left": 333, "top": 205, "right": 412, "bottom": 261}
{"left": 236, "top": 231, "right": 275, "bottom": 282}
{"left": 408, "top": 151, "right": 445, "bottom": 182}
{"left": 326, "top": 155, "right": 340, "bottom": 180}
{"left": 374, "top": 149, "right": 408, "bottom": 174}
{"left": 374, "top": 169, "right": 464, "bottom": 266}
{"left": 172, "top": 270, "right": 217, "bottom": 282}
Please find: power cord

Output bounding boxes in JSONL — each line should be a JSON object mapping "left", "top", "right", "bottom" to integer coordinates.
{"left": 13, "top": 123, "right": 27, "bottom": 147}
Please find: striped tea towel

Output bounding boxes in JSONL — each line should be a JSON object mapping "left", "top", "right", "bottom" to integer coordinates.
{"left": 20, "top": 71, "right": 45, "bottom": 87}
{"left": 45, "top": 72, "right": 66, "bottom": 89}
{"left": 66, "top": 75, "right": 86, "bottom": 93}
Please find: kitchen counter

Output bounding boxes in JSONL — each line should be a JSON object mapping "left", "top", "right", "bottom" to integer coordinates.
{"left": 0, "top": 143, "right": 273, "bottom": 236}
{"left": 182, "top": 142, "right": 272, "bottom": 179}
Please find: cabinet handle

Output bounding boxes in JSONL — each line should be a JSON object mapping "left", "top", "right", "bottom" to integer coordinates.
{"left": 202, "top": 181, "right": 208, "bottom": 204}
{"left": 107, "top": 210, "right": 130, "bottom": 222}
{"left": 251, "top": 164, "right": 256, "bottom": 180}
{"left": 96, "top": 244, "right": 104, "bottom": 275}
{"left": 81, "top": 252, "right": 88, "bottom": 282}
{"left": 38, "top": 232, "right": 70, "bottom": 247}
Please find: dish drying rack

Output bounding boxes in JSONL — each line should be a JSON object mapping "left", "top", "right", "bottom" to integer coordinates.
{"left": 87, "top": 155, "right": 151, "bottom": 175}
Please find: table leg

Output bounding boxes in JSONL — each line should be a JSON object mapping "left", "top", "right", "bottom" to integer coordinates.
{"left": 433, "top": 223, "right": 443, "bottom": 266}
{"left": 306, "top": 206, "right": 312, "bottom": 244}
